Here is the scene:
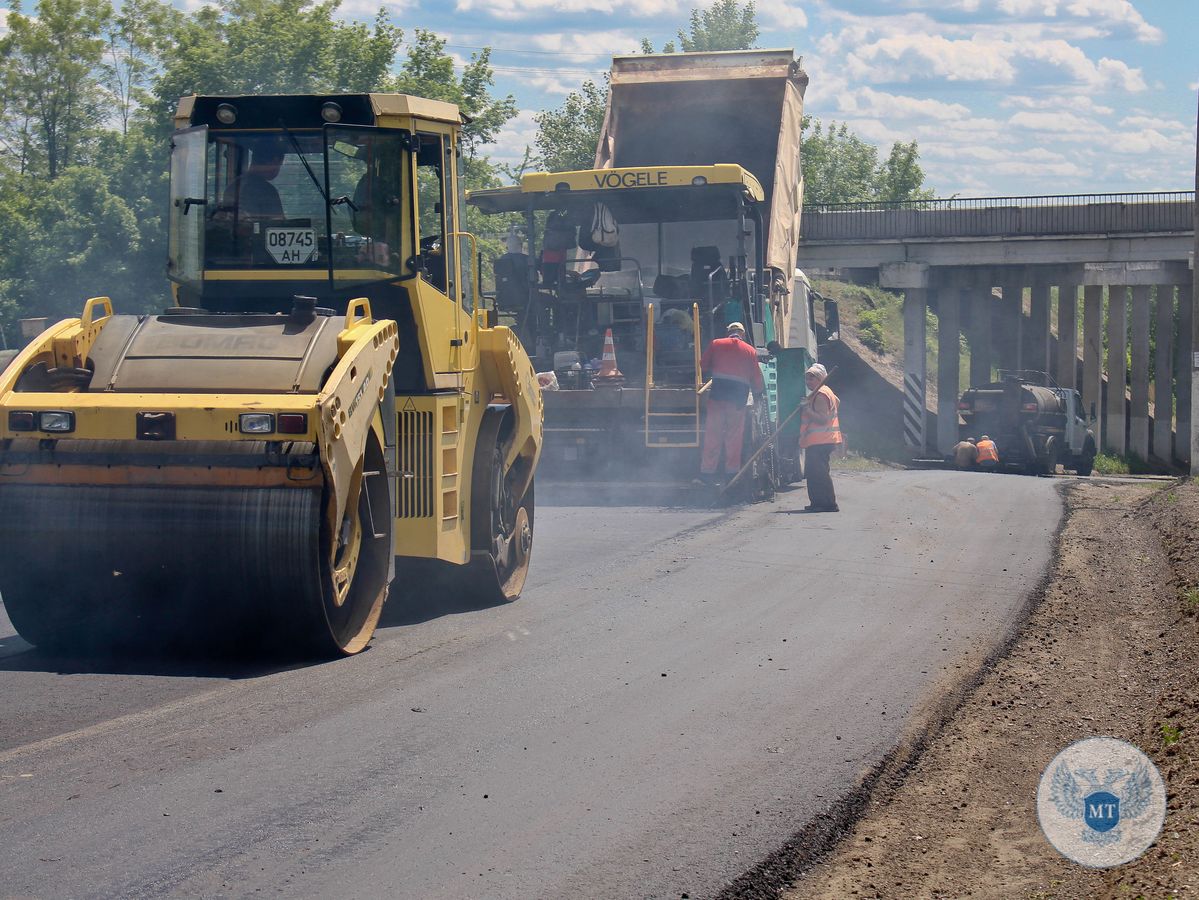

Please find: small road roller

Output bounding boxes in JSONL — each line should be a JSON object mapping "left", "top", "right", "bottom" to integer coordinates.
{"left": 0, "top": 93, "right": 542, "bottom": 656}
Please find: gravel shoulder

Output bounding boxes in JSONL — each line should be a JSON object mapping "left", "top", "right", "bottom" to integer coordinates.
{"left": 777, "top": 477, "right": 1199, "bottom": 899}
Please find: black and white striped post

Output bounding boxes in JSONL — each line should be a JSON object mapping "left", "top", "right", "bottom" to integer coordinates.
{"left": 883, "top": 262, "right": 931, "bottom": 458}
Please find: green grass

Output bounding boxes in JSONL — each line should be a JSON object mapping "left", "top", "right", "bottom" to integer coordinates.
{"left": 829, "top": 450, "right": 892, "bottom": 471}
{"left": 1092, "top": 452, "right": 1131, "bottom": 475}
{"left": 1160, "top": 722, "right": 1182, "bottom": 747}
{"left": 815, "top": 278, "right": 973, "bottom": 389}
{"left": 1181, "top": 585, "right": 1199, "bottom": 612}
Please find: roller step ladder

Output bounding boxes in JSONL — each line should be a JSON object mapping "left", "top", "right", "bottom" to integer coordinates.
{"left": 644, "top": 303, "right": 702, "bottom": 448}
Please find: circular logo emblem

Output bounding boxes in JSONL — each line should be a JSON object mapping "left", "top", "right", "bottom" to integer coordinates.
{"left": 1037, "top": 737, "right": 1166, "bottom": 867}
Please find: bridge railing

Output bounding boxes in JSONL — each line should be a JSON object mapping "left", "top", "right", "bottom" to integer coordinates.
{"left": 800, "top": 191, "right": 1195, "bottom": 242}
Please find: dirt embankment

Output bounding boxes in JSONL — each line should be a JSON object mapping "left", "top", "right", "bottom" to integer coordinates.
{"left": 777, "top": 478, "right": 1199, "bottom": 898}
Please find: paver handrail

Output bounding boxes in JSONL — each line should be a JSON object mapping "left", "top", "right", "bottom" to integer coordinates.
{"left": 800, "top": 191, "right": 1195, "bottom": 242}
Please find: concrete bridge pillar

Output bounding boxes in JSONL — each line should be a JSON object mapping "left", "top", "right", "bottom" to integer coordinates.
{"left": 1130, "top": 284, "right": 1151, "bottom": 460}
{"left": 883, "top": 262, "right": 931, "bottom": 456}
{"left": 937, "top": 289, "right": 961, "bottom": 456}
{"left": 970, "top": 288, "right": 992, "bottom": 386}
{"left": 1082, "top": 285, "right": 1104, "bottom": 446}
{"left": 997, "top": 278, "right": 1022, "bottom": 374}
{"left": 1153, "top": 285, "right": 1175, "bottom": 464}
{"left": 1056, "top": 284, "right": 1078, "bottom": 389}
{"left": 1027, "top": 283, "right": 1051, "bottom": 377}
{"left": 1106, "top": 286, "right": 1129, "bottom": 455}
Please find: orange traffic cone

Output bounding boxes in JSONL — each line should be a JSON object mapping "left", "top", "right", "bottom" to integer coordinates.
{"left": 595, "top": 328, "right": 623, "bottom": 379}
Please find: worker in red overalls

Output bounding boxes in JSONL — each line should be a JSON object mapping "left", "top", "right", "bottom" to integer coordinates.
{"left": 698, "top": 321, "right": 764, "bottom": 485}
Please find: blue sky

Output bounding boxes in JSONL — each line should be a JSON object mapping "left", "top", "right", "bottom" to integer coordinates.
{"left": 380, "top": 0, "right": 1197, "bottom": 197}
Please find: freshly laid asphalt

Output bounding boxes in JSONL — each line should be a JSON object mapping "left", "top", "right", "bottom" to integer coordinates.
{"left": 0, "top": 469, "right": 1060, "bottom": 899}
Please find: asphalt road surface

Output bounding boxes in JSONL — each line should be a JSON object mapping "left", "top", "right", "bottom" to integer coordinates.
{"left": 0, "top": 470, "right": 1060, "bottom": 899}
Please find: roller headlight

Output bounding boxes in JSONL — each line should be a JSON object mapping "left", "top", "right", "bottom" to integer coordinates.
{"left": 38, "top": 411, "right": 75, "bottom": 433}
{"left": 239, "top": 413, "right": 275, "bottom": 434}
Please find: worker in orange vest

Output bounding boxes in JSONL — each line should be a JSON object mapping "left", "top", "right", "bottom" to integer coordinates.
{"left": 800, "top": 363, "right": 843, "bottom": 512}
{"left": 698, "top": 321, "right": 765, "bottom": 485}
{"left": 975, "top": 434, "right": 1000, "bottom": 470}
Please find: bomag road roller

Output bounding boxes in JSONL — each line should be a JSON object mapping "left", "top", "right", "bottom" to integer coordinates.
{"left": 0, "top": 94, "right": 542, "bottom": 656}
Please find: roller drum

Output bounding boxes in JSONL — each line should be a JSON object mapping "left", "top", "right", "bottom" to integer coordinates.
{"left": 0, "top": 483, "right": 327, "bottom": 654}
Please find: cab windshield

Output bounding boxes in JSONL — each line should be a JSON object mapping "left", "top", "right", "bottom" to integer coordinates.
{"left": 168, "top": 125, "right": 408, "bottom": 291}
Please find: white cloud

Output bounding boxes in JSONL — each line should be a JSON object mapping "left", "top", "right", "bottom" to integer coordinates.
{"left": 757, "top": 0, "right": 808, "bottom": 29}
{"left": 1064, "top": 0, "right": 1163, "bottom": 43}
{"left": 524, "top": 73, "right": 597, "bottom": 95}
{"left": 525, "top": 30, "right": 643, "bottom": 61}
{"left": 1009, "top": 109, "right": 1097, "bottom": 133}
{"left": 454, "top": 0, "right": 687, "bottom": 20}
{"left": 1119, "top": 115, "right": 1190, "bottom": 133}
{"left": 1002, "top": 93, "right": 1114, "bottom": 115}
{"left": 841, "top": 33, "right": 1017, "bottom": 83}
{"left": 338, "top": 0, "right": 411, "bottom": 15}
{"left": 837, "top": 87, "right": 971, "bottom": 121}
{"left": 480, "top": 109, "right": 541, "bottom": 174}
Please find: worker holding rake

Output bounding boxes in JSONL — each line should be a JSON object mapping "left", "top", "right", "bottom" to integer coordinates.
{"left": 800, "top": 363, "right": 842, "bottom": 512}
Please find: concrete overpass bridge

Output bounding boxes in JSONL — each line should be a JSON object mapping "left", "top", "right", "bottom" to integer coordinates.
{"left": 798, "top": 191, "right": 1196, "bottom": 472}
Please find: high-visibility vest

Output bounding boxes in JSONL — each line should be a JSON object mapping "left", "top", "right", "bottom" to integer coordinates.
{"left": 800, "top": 385, "right": 842, "bottom": 448}
{"left": 976, "top": 439, "right": 999, "bottom": 463}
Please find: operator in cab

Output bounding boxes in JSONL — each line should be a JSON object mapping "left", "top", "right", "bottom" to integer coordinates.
{"left": 223, "top": 137, "right": 287, "bottom": 220}
{"left": 697, "top": 321, "right": 764, "bottom": 487}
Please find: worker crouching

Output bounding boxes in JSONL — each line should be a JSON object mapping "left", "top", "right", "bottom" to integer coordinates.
{"left": 800, "top": 363, "right": 842, "bottom": 512}
{"left": 698, "top": 322, "right": 764, "bottom": 486}
{"left": 976, "top": 434, "right": 1000, "bottom": 470}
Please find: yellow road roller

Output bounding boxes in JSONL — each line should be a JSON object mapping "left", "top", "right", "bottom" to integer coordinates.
{"left": 0, "top": 94, "right": 542, "bottom": 656}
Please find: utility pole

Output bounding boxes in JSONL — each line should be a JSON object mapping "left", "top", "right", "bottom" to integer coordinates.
{"left": 1192, "top": 88, "right": 1199, "bottom": 473}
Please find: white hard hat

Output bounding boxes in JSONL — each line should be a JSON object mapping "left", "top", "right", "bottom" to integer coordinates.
{"left": 806, "top": 363, "right": 827, "bottom": 379}
{"left": 726, "top": 321, "right": 745, "bottom": 335}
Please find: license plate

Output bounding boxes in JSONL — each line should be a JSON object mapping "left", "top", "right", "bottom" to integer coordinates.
{"left": 265, "top": 227, "right": 317, "bottom": 264}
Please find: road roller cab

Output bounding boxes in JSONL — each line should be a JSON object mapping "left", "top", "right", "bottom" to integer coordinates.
{"left": 0, "top": 94, "right": 542, "bottom": 657}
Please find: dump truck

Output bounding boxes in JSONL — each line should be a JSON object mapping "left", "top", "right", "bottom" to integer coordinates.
{"left": 597, "top": 49, "right": 812, "bottom": 353}
{"left": 958, "top": 373, "right": 1096, "bottom": 475}
{"left": 0, "top": 93, "right": 542, "bottom": 656}
{"left": 470, "top": 50, "right": 832, "bottom": 492}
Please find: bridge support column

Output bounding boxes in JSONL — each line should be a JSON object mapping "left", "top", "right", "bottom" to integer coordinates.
{"left": 1106, "top": 286, "right": 1128, "bottom": 456}
{"left": 1056, "top": 284, "right": 1078, "bottom": 389}
{"left": 997, "top": 278, "right": 1022, "bottom": 374}
{"left": 937, "top": 289, "right": 961, "bottom": 456}
{"left": 970, "top": 288, "right": 992, "bottom": 386}
{"left": 884, "top": 263, "right": 931, "bottom": 456}
{"left": 1153, "top": 285, "right": 1174, "bottom": 464}
{"left": 1130, "top": 285, "right": 1151, "bottom": 460}
{"left": 1027, "top": 283, "right": 1051, "bottom": 377}
{"left": 1176, "top": 279, "right": 1193, "bottom": 469}
{"left": 1083, "top": 285, "right": 1104, "bottom": 447}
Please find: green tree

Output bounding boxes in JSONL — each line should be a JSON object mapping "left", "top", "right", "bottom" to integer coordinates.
{"left": 801, "top": 117, "right": 934, "bottom": 204}
{"left": 874, "top": 140, "right": 934, "bottom": 203}
{"left": 102, "top": 0, "right": 175, "bottom": 136}
{"left": 2, "top": 0, "right": 113, "bottom": 178}
{"left": 388, "top": 29, "right": 516, "bottom": 157}
{"left": 641, "top": 0, "right": 758, "bottom": 54}
{"left": 0, "top": 167, "right": 140, "bottom": 319}
{"left": 150, "top": 0, "right": 401, "bottom": 125}
{"left": 532, "top": 78, "right": 608, "bottom": 173}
